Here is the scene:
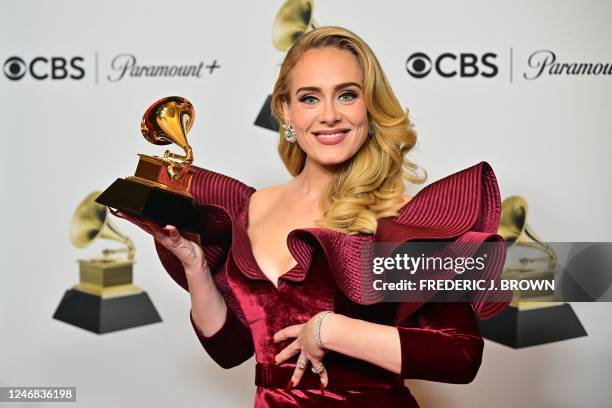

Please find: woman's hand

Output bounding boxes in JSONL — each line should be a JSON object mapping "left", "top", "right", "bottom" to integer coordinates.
{"left": 110, "top": 209, "right": 206, "bottom": 272}
{"left": 272, "top": 312, "right": 331, "bottom": 391}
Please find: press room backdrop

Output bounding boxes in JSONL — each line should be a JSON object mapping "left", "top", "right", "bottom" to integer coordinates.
{"left": 1, "top": 0, "right": 610, "bottom": 407}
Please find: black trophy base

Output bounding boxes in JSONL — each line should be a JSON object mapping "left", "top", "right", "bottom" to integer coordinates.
{"left": 53, "top": 289, "right": 162, "bottom": 334}
{"left": 96, "top": 178, "right": 201, "bottom": 232}
{"left": 254, "top": 94, "right": 279, "bottom": 131}
{"left": 477, "top": 303, "right": 587, "bottom": 348}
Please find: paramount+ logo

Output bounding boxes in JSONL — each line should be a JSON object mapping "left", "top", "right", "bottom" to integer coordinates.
{"left": 405, "top": 52, "right": 498, "bottom": 79}
{"left": 3, "top": 56, "right": 85, "bottom": 81}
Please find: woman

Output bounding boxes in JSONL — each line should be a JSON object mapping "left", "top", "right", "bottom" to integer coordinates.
{"left": 115, "top": 26, "right": 508, "bottom": 407}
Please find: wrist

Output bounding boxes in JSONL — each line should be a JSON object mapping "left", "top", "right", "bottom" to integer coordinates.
{"left": 185, "top": 259, "right": 211, "bottom": 282}
{"left": 321, "top": 313, "right": 352, "bottom": 352}
{"left": 317, "top": 311, "right": 344, "bottom": 351}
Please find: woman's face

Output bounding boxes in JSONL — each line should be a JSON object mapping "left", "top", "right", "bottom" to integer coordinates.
{"left": 282, "top": 47, "right": 369, "bottom": 167}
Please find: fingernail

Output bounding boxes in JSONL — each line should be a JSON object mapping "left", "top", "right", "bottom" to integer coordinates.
{"left": 319, "top": 382, "right": 325, "bottom": 396}
{"left": 285, "top": 379, "right": 294, "bottom": 390}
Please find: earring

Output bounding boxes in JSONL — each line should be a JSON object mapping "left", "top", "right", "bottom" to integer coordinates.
{"left": 368, "top": 122, "right": 374, "bottom": 136}
{"left": 282, "top": 123, "right": 297, "bottom": 143}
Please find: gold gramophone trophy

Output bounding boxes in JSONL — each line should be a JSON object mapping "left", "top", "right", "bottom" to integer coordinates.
{"left": 478, "top": 195, "right": 586, "bottom": 348}
{"left": 53, "top": 192, "right": 161, "bottom": 334}
{"left": 96, "top": 96, "right": 200, "bottom": 231}
{"left": 255, "top": 0, "right": 318, "bottom": 131}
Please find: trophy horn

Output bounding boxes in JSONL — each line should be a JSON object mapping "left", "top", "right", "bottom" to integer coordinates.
{"left": 272, "top": 0, "right": 318, "bottom": 51}
{"left": 141, "top": 96, "right": 195, "bottom": 181}
{"left": 71, "top": 191, "right": 135, "bottom": 260}
{"left": 498, "top": 195, "right": 557, "bottom": 268}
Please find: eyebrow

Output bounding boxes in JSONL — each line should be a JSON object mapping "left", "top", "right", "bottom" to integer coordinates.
{"left": 295, "top": 82, "right": 362, "bottom": 95}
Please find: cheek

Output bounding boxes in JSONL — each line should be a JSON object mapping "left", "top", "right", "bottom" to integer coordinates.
{"left": 349, "top": 133, "right": 369, "bottom": 156}
{"left": 292, "top": 108, "right": 318, "bottom": 130}
{"left": 346, "top": 103, "right": 368, "bottom": 124}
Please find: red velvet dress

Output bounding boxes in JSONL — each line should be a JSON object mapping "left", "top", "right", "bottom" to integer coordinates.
{"left": 154, "top": 162, "right": 509, "bottom": 407}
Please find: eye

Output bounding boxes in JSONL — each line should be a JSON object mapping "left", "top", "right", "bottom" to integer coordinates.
{"left": 299, "top": 95, "right": 319, "bottom": 105}
{"left": 339, "top": 91, "right": 358, "bottom": 102}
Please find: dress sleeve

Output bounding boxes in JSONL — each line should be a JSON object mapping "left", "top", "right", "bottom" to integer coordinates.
{"left": 388, "top": 162, "right": 507, "bottom": 382}
{"left": 154, "top": 166, "right": 255, "bottom": 368}
{"left": 394, "top": 301, "right": 484, "bottom": 384}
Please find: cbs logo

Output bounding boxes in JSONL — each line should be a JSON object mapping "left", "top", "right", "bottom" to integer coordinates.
{"left": 406, "top": 52, "right": 498, "bottom": 78}
{"left": 3, "top": 56, "right": 85, "bottom": 81}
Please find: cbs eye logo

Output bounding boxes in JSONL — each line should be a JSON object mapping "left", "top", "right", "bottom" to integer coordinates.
{"left": 3, "top": 56, "right": 85, "bottom": 81}
{"left": 4, "top": 57, "right": 26, "bottom": 80}
{"left": 406, "top": 52, "right": 498, "bottom": 78}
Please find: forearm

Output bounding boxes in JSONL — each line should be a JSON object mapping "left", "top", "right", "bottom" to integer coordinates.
{"left": 185, "top": 263, "right": 227, "bottom": 337}
{"left": 321, "top": 303, "right": 485, "bottom": 383}
{"left": 185, "top": 262, "right": 255, "bottom": 369}
{"left": 321, "top": 314, "right": 402, "bottom": 375}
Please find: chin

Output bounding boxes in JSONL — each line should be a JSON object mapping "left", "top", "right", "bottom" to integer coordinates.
{"left": 309, "top": 152, "right": 355, "bottom": 167}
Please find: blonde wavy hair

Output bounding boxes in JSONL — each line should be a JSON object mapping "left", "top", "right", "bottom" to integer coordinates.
{"left": 271, "top": 26, "right": 426, "bottom": 235}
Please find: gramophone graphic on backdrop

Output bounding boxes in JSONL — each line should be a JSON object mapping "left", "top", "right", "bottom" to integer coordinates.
{"left": 477, "top": 195, "right": 587, "bottom": 348}
{"left": 53, "top": 192, "right": 161, "bottom": 334}
{"left": 254, "top": 0, "right": 319, "bottom": 131}
{"left": 96, "top": 96, "right": 201, "bottom": 231}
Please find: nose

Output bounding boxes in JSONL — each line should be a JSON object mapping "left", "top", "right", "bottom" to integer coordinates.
{"left": 319, "top": 99, "right": 342, "bottom": 125}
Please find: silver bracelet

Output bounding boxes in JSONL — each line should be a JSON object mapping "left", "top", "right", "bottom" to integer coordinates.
{"left": 314, "top": 311, "right": 334, "bottom": 349}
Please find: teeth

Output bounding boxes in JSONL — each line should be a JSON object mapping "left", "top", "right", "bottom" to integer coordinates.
{"left": 315, "top": 131, "right": 347, "bottom": 138}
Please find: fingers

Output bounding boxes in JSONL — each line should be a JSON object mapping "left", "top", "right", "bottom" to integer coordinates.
{"left": 110, "top": 209, "right": 141, "bottom": 226}
{"left": 111, "top": 209, "right": 158, "bottom": 235}
{"left": 288, "top": 351, "right": 308, "bottom": 389}
{"left": 305, "top": 356, "right": 328, "bottom": 394}
{"left": 274, "top": 338, "right": 300, "bottom": 366}
{"left": 164, "top": 225, "right": 181, "bottom": 244}
{"left": 182, "top": 230, "right": 203, "bottom": 245}
{"left": 110, "top": 210, "right": 205, "bottom": 270}
{"left": 140, "top": 218, "right": 168, "bottom": 237}
{"left": 111, "top": 210, "right": 175, "bottom": 242}
{"left": 311, "top": 357, "right": 329, "bottom": 389}
{"left": 288, "top": 354, "right": 329, "bottom": 392}
{"left": 273, "top": 323, "right": 330, "bottom": 391}
{"left": 273, "top": 324, "right": 303, "bottom": 343}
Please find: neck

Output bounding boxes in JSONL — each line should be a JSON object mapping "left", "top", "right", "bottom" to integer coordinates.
{"left": 289, "top": 157, "right": 336, "bottom": 200}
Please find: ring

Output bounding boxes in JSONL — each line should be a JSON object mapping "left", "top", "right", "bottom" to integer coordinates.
{"left": 311, "top": 364, "right": 325, "bottom": 374}
{"left": 296, "top": 360, "right": 307, "bottom": 369}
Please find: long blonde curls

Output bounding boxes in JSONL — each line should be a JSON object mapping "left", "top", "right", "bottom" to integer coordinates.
{"left": 271, "top": 26, "right": 426, "bottom": 235}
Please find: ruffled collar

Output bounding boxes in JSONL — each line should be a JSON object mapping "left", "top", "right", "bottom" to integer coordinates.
{"left": 228, "top": 161, "right": 507, "bottom": 319}
{"left": 230, "top": 188, "right": 320, "bottom": 284}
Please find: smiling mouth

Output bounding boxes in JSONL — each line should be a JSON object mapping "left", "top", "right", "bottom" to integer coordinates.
{"left": 312, "top": 130, "right": 350, "bottom": 138}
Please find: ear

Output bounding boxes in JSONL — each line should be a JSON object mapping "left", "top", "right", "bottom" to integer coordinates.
{"left": 281, "top": 98, "right": 291, "bottom": 124}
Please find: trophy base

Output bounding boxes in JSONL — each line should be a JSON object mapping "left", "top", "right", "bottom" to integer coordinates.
{"left": 77, "top": 258, "right": 135, "bottom": 295}
{"left": 254, "top": 94, "right": 279, "bottom": 131}
{"left": 132, "top": 154, "right": 194, "bottom": 196}
{"left": 95, "top": 177, "right": 201, "bottom": 232}
{"left": 477, "top": 303, "right": 587, "bottom": 348}
{"left": 53, "top": 288, "right": 162, "bottom": 334}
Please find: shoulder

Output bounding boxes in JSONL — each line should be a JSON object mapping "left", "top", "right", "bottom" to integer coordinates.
{"left": 251, "top": 184, "right": 285, "bottom": 206}
{"left": 250, "top": 184, "right": 284, "bottom": 202}
{"left": 248, "top": 184, "right": 285, "bottom": 218}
